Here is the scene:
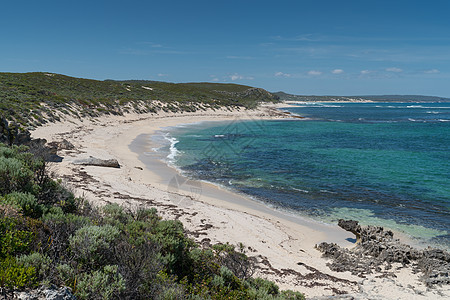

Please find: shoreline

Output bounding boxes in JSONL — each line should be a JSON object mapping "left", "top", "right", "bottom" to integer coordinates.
{"left": 149, "top": 114, "right": 436, "bottom": 251}
{"left": 31, "top": 104, "right": 449, "bottom": 299}
{"left": 129, "top": 125, "right": 355, "bottom": 247}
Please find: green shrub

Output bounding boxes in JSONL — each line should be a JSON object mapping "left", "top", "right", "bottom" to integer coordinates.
{"left": 43, "top": 206, "right": 91, "bottom": 228}
{"left": 213, "top": 243, "right": 254, "bottom": 280}
{"left": 219, "top": 266, "right": 241, "bottom": 290}
{"left": 42, "top": 209, "right": 92, "bottom": 261}
{"left": 247, "top": 277, "right": 279, "bottom": 296}
{"left": 153, "top": 220, "right": 195, "bottom": 276}
{"left": 156, "top": 285, "right": 185, "bottom": 300}
{"left": 280, "top": 290, "right": 306, "bottom": 300}
{"left": 0, "top": 210, "right": 35, "bottom": 258}
{"left": 17, "top": 252, "right": 52, "bottom": 283}
{"left": 188, "top": 248, "right": 217, "bottom": 279}
{"left": 0, "top": 157, "right": 35, "bottom": 195}
{"left": 76, "top": 265, "right": 125, "bottom": 300}
{"left": 124, "top": 220, "right": 153, "bottom": 246}
{"left": 0, "top": 256, "right": 36, "bottom": 288}
{"left": 211, "top": 274, "right": 225, "bottom": 288}
{"left": 135, "top": 207, "right": 160, "bottom": 224}
{"left": 37, "top": 177, "right": 77, "bottom": 212}
{"left": 56, "top": 263, "right": 77, "bottom": 287}
{"left": 0, "top": 143, "right": 77, "bottom": 213}
{"left": 69, "top": 224, "right": 120, "bottom": 267}
{"left": 102, "top": 203, "right": 131, "bottom": 228}
{"left": 109, "top": 233, "right": 165, "bottom": 299}
{"left": 1, "top": 192, "right": 44, "bottom": 218}
{"left": 0, "top": 146, "right": 17, "bottom": 159}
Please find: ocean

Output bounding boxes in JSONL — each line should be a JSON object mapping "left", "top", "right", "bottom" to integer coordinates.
{"left": 157, "top": 102, "right": 450, "bottom": 248}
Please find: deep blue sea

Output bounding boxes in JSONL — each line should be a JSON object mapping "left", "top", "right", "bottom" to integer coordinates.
{"left": 159, "top": 102, "right": 450, "bottom": 248}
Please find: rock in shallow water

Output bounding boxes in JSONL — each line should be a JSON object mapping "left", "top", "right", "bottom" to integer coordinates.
{"left": 316, "top": 219, "right": 450, "bottom": 286}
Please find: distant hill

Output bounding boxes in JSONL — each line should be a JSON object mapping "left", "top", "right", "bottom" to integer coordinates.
{"left": 0, "top": 72, "right": 279, "bottom": 129}
{"left": 274, "top": 92, "right": 450, "bottom": 103}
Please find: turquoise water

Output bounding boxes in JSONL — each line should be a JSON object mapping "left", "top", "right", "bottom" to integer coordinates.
{"left": 162, "top": 103, "right": 450, "bottom": 247}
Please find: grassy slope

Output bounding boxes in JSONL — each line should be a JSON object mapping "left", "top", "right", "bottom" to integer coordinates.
{"left": 0, "top": 72, "right": 279, "bottom": 128}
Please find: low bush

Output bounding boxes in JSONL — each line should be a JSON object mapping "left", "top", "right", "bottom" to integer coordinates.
{"left": 0, "top": 256, "right": 36, "bottom": 289}
{"left": 69, "top": 224, "right": 120, "bottom": 268}
{"left": 247, "top": 277, "right": 279, "bottom": 296}
{"left": 101, "top": 203, "right": 132, "bottom": 229}
{"left": 75, "top": 265, "right": 126, "bottom": 300}
{"left": 0, "top": 209, "right": 35, "bottom": 258}
{"left": 0, "top": 156, "right": 35, "bottom": 195}
{"left": 17, "top": 252, "right": 52, "bottom": 284}
{"left": 1, "top": 192, "right": 44, "bottom": 218}
{"left": 0, "top": 143, "right": 304, "bottom": 299}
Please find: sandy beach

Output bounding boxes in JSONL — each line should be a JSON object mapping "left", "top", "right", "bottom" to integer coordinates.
{"left": 31, "top": 104, "right": 449, "bottom": 299}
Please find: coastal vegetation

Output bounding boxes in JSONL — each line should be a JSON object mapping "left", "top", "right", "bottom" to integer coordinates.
{"left": 0, "top": 142, "right": 304, "bottom": 299}
{"left": 0, "top": 72, "right": 302, "bottom": 298}
{"left": 0, "top": 72, "right": 279, "bottom": 131}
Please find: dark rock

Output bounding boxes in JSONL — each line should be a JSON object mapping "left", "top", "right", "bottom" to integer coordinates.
{"left": 0, "top": 117, "right": 17, "bottom": 145}
{"left": 317, "top": 219, "right": 450, "bottom": 287}
{"left": 338, "top": 219, "right": 361, "bottom": 238}
{"left": 73, "top": 156, "right": 120, "bottom": 168}
{"left": 0, "top": 119, "right": 63, "bottom": 162}
{"left": 48, "top": 139, "right": 75, "bottom": 151}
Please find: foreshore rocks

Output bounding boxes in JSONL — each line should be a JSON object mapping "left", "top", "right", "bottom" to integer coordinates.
{"left": 73, "top": 156, "right": 120, "bottom": 168}
{"left": 3, "top": 285, "right": 76, "bottom": 300}
{"left": 48, "top": 139, "right": 75, "bottom": 151}
{"left": 316, "top": 219, "right": 450, "bottom": 286}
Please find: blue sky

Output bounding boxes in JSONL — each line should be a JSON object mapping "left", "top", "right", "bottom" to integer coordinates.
{"left": 1, "top": 0, "right": 450, "bottom": 96}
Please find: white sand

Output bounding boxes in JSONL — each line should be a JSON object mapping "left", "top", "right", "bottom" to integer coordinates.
{"left": 32, "top": 104, "right": 449, "bottom": 299}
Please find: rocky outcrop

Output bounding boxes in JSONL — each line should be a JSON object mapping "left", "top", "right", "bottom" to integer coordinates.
{"left": 0, "top": 118, "right": 42, "bottom": 147}
{"left": 337, "top": 220, "right": 362, "bottom": 242}
{"left": 48, "top": 139, "right": 75, "bottom": 151}
{"left": 0, "top": 119, "right": 62, "bottom": 162}
{"left": 316, "top": 219, "right": 450, "bottom": 286}
{"left": 8, "top": 285, "right": 76, "bottom": 300}
{"left": 73, "top": 156, "right": 120, "bottom": 168}
{"left": 418, "top": 248, "right": 450, "bottom": 286}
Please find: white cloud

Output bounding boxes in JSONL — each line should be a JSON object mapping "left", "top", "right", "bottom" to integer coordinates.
{"left": 230, "top": 74, "right": 242, "bottom": 80}
{"left": 271, "top": 34, "right": 321, "bottom": 42}
{"left": 386, "top": 67, "right": 403, "bottom": 73}
{"left": 226, "top": 55, "right": 255, "bottom": 60}
{"left": 332, "top": 69, "right": 344, "bottom": 74}
{"left": 424, "top": 69, "right": 439, "bottom": 74}
{"left": 138, "top": 42, "right": 163, "bottom": 48}
{"left": 360, "top": 70, "right": 371, "bottom": 75}
{"left": 274, "top": 71, "right": 292, "bottom": 78}
{"left": 157, "top": 73, "right": 168, "bottom": 77}
{"left": 307, "top": 70, "right": 322, "bottom": 76}
{"left": 229, "top": 73, "right": 254, "bottom": 81}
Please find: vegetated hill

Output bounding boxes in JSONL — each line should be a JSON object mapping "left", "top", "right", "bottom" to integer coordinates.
{"left": 274, "top": 92, "right": 450, "bottom": 103}
{"left": 0, "top": 72, "right": 279, "bottom": 129}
